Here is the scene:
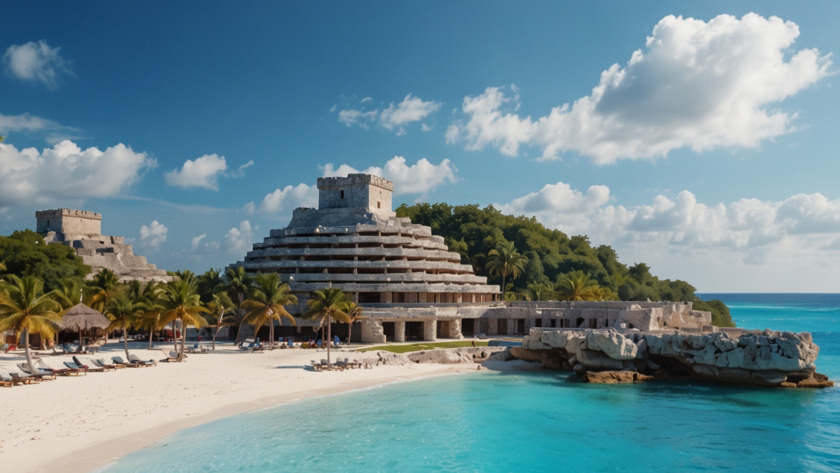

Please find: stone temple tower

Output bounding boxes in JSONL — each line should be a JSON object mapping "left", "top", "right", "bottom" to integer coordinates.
{"left": 36, "top": 209, "right": 170, "bottom": 283}
{"left": 229, "top": 173, "right": 499, "bottom": 342}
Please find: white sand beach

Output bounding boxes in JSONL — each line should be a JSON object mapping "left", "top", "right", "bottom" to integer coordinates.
{"left": 0, "top": 342, "right": 477, "bottom": 473}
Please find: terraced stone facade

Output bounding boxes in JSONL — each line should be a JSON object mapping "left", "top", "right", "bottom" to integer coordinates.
{"left": 36, "top": 209, "right": 170, "bottom": 283}
{"left": 233, "top": 174, "right": 498, "bottom": 305}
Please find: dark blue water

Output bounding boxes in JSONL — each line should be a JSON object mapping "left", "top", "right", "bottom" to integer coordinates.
{"left": 104, "top": 294, "right": 840, "bottom": 473}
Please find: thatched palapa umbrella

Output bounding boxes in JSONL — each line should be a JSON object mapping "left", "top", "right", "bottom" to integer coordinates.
{"left": 61, "top": 303, "right": 111, "bottom": 347}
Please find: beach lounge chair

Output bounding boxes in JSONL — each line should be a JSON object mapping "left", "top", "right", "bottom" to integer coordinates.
{"left": 128, "top": 354, "right": 157, "bottom": 366}
{"left": 17, "top": 363, "right": 57, "bottom": 380}
{"left": 71, "top": 356, "right": 107, "bottom": 372}
{"left": 112, "top": 356, "right": 145, "bottom": 368}
{"left": 0, "top": 375, "right": 12, "bottom": 387}
{"left": 10, "top": 372, "right": 41, "bottom": 385}
{"left": 63, "top": 361, "right": 91, "bottom": 374}
{"left": 335, "top": 359, "right": 347, "bottom": 370}
{"left": 36, "top": 359, "right": 82, "bottom": 376}
{"left": 94, "top": 358, "right": 124, "bottom": 369}
{"left": 159, "top": 349, "right": 179, "bottom": 362}
{"left": 185, "top": 343, "right": 206, "bottom": 354}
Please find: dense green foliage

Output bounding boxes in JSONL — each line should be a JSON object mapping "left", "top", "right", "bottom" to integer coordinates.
{"left": 0, "top": 230, "right": 90, "bottom": 292}
{"left": 396, "top": 203, "right": 733, "bottom": 327}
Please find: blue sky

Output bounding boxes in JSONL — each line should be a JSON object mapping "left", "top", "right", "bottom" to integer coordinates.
{"left": 1, "top": 1, "right": 838, "bottom": 292}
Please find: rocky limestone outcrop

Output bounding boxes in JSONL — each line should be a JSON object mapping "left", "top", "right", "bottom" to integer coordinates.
{"left": 582, "top": 371, "right": 655, "bottom": 384}
{"left": 406, "top": 346, "right": 507, "bottom": 364}
{"left": 514, "top": 327, "right": 832, "bottom": 388}
{"left": 355, "top": 346, "right": 508, "bottom": 366}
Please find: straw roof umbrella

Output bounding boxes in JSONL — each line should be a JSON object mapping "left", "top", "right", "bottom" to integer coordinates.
{"left": 61, "top": 303, "right": 111, "bottom": 348}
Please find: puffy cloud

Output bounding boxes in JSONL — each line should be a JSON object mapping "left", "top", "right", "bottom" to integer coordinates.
{"left": 0, "top": 139, "right": 156, "bottom": 207}
{"left": 259, "top": 183, "right": 318, "bottom": 213}
{"left": 223, "top": 220, "right": 255, "bottom": 255}
{"left": 321, "top": 156, "right": 457, "bottom": 195}
{"left": 447, "top": 14, "right": 833, "bottom": 164}
{"left": 335, "top": 94, "right": 441, "bottom": 134}
{"left": 165, "top": 155, "right": 253, "bottom": 190}
{"left": 500, "top": 182, "right": 840, "bottom": 265}
{"left": 379, "top": 94, "right": 442, "bottom": 131}
{"left": 165, "top": 154, "right": 228, "bottom": 190}
{"left": 497, "top": 182, "right": 611, "bottom": 231}
{"left": 139, "top": 221, "right": 168, "bottom": 248}
{"left": 3, "top": 40, "right": 72, "bottom": 89}
{"left": 191, "top": 234, "right": 207, "bottom": 249}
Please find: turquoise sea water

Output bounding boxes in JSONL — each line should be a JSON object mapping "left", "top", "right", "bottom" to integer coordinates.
{"left": 105, "top": 294, "right": 840, "bottom": 473}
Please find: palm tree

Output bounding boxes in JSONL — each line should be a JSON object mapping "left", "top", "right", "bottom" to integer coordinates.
{"left": 51, "top": 278, "right": 85, "bottom": 310}
{"left": 485, "top": 241, "right": 528, "bottom": 299}
{"left": 241, "top": 274, "right": 297, "bottom": 349}
{"left": 85, "top": 269, "right": 120, "bottom": 313}
{"left": 197, "top": 268, "right": 226, "bottom": 302}
{"left": 340, "top": 301, "right": 367, "bottom": 347}
{"left": 0, "top": 275, "right": 63, "bottom": 374}
{"left": 104, "top": 292, "right": 141, "bottom": 360}
{"left": 204, "top": 292, "right": 234, "bottom": 350}
{"left": 159, "top": 277, "right": 209, "bottom": 361}
{"left": 224, "top": 266, "right": 253, "bottom": 307}
{"left": 554, "top": 271, "right": 600, "bottom": 301}
{"left": 302, "top": 288, "right": 350, "bottom": 365}
{"left": 134, "top": 284, "right": 165, "bottom": 349}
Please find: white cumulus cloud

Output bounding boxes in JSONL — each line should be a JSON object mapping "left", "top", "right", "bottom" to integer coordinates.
{"left": 0, "top": 139, "right": 156, "bottom": 207}
{"left": 3, "top": 40, "right": 72, "bottom": 89}
{"left": 499, "top": 182, "right": 840, "bottom": 268}
{"left": 321, "top": 156, "right": 457, "bottom": 195}
{"left": 165, "top": 154, "right": 228, "bottom": 190}
{"left": 335, "top": 94, "right": 441, "bottom": 134}
{"left": 223, "top": 220, "right": 255, "bottom": 255}
{"left": 447, "top": 13, "right": 833, "bottom": 164}
{"left": 139, "top": 221, "right": 168, "bottom": 248}
{"left": 259, "top": 183, "right": 318, "bottom": 213}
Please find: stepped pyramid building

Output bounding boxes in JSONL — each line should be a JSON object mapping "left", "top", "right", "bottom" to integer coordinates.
{"left": 231, "top": 174, "right": 710, "bottom": 343}
{"left": 36, "top": 209, "right": 170, "bottom": 283}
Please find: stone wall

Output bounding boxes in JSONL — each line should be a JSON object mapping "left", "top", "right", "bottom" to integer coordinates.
{"left": 36, "top": 209, "right": 102, "bottom": 236}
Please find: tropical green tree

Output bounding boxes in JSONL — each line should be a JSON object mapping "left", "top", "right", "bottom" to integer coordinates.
{"left": 50, "top": 278, "right": 85, "bottom": 311}
{"left": 85, "top": 269, "right": 120, "bottom": 313}
{"left": 241, "top": 274, "right": 297, "bottom": 349}
{"left": 0, "top": 230, "right": 90, "bottom": 291}
{"left": 197, "top": 268, "right": 226, "bottom": 303}
{"left": 204, "top": 292, "right": 234, "bottom": 350}
{"left": 302, "top": 288, "right": 350, "bottom": 365}
{"left": 224, "top": 266, "right": 253, "bottom": 307}
{"left": 0, "top": 275, "right": 63, "bottom": 374}
{"left": 0, "top": 261, "right": 6, "bottom": 272}
{"left": 486, "top": 241, "right": 528, "bottom": 299}
{"left": 159, "top": 277, "right": 208, "bottom": 361}
{"left": 104, "top": 292, "right": 142, "bottom": 360}
{"left": 340, "top": 301, "right": 367, "bottom": 347}
{"left": 554, "top": 271, "right": 600, "bottom": 301}
{"left": 134, "top": 284, "right": 165, "bottom": 349}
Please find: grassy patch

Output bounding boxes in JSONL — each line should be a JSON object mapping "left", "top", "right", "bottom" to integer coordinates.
{"left": 357, "top": 340, "right": 489, "bottom": 353}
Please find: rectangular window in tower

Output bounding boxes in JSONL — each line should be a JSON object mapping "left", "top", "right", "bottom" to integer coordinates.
{"left": 377, "top": 201, "right": 381, "bottom": 208}
{"left": 340, "top": 190, "right": 344, "bottom": 199}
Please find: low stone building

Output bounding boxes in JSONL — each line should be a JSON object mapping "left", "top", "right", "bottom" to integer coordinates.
{"left": 230, "top": 174, "right": 711, "bottom": 344}
{"left": 36, "top": 209, "right": 170, "bottom": 283}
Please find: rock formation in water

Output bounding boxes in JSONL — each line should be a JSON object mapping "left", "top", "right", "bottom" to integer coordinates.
{"left": 512, "top": 327, "right": 833, "bottom": 388}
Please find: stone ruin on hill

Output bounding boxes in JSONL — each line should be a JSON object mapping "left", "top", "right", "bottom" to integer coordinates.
{"left": 36, "top": 209, "right": 170, "bottom": 283}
